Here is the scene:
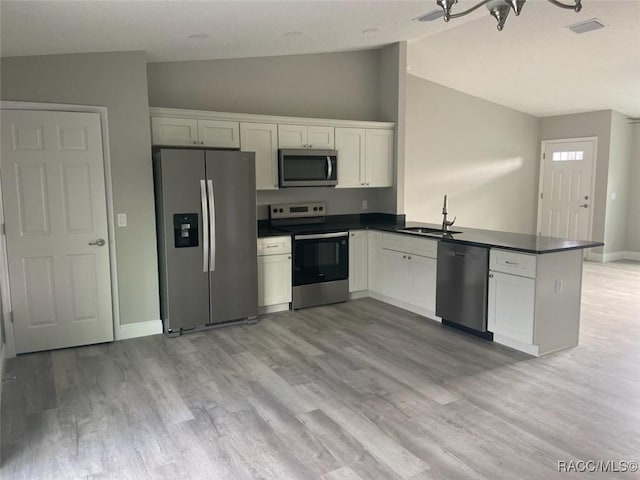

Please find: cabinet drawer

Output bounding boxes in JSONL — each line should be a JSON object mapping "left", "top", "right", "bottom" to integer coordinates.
{"left": 490, "top": 249, "right": 537, "bottom": 278}
{"left": 257, "top": 236, "right": 291, "bottom": 256}
{"left": 382, "top": 233, "right": 437, "bottom": 258}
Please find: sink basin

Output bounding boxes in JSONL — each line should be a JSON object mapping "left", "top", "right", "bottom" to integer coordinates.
{"left": 400, "top": 226, "right": 461, "bottom": 236}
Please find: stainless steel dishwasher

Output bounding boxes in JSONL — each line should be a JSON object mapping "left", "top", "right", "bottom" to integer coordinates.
{"left": 436, "top": 241, "right": 491, "bottom": 338}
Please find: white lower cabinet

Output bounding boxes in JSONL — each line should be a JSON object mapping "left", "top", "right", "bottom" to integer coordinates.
{"left": 257, "top": 236, "right": 291, "bottom": 311}
{"left": 376, "top": 233, "right": 437, "bottom": 318}
{"left": 488, "top": 271, "right": 535, "bottom": 344}
{"left": 487, "top": 248, "right": 583, "bottom": 356}
{"left": 367, "top": 230, "right": 383, "bottom": 294}
{"left": 348, "top": 231, "right": 368, "bottom": 293}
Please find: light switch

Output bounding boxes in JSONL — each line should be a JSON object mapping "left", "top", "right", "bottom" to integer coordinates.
{"left": 117, "top": 213, "right": 127, "bottom": 227}
{"left": 610, "top": 192, "right": 617, "bottom": 200}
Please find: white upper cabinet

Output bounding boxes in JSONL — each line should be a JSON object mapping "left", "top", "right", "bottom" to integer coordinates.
{"left": 278, "top": 124, "right": 334, "bottom": 149}
{"left": 365, "top": 129, "right": 394, "bottom": 187}
{"left": 240, "top": 122, "right": 279, "bottom": 190}
{"left": 335, "top": 127, "right": 394, "bottom": 188}
{"left": 197, "top": 120, "right": 240, "bottom": 148}
{"left": 335, "top": 127, "right": 366, "bottom": 188}
{"left": 151, "top": 117, "right": 198, "bottom": 146}
{"left": 152, "top": 117, "right": 239, "bottom": 148}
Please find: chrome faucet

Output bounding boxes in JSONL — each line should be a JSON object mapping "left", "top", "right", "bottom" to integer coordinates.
{"left": 442, "top": 195, "right": 456, "bottom": 232}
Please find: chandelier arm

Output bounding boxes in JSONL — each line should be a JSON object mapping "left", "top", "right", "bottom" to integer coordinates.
{"left": 546, "top": 0, "right": 582, "bottom": 11}
{"left": 448, "top": 0, "right": 493, "bottom": 18}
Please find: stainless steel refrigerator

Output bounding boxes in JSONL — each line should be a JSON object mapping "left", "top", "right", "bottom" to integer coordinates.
{"left": 153, "top": 147, "right": 258, "bottom": 335}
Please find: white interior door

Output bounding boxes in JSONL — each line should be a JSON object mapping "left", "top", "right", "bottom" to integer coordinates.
{"left": 537, "top": 138, "right": 596, "bottom": 241}
{"left": 0, "top": 109, "right": 113, "bottom": 354}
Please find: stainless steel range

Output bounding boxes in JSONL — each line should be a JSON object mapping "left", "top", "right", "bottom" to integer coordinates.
{"left": 269, "top": 202, "right": 349, "bottom": 310}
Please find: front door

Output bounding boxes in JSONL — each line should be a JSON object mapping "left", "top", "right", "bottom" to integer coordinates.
{"left": 537, "top": 138, "right": 596, "bottom": 240}
{"left": 0, "top": 109, "right": 113, "bottom": 353}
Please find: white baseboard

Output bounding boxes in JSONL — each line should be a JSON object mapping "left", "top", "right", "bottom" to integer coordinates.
{"left": 349, "top": 291, "right": 369, "bottom": 300}
{"left": 586, "top": 251, "right": 640, "bottom": 263}
{"left": 116, "top": 319, "right": 163, "bottom": 340}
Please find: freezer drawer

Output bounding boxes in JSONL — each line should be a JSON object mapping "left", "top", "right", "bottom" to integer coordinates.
{"left": 436, "top": 242, "right": 489, "bottom": 332}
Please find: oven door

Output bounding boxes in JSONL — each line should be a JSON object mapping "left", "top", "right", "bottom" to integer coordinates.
{"left": 292, "top": 232, "right": 348, "bottom": 286}
{"left": 279, "top": 149, "right": 338, "bottom": 187}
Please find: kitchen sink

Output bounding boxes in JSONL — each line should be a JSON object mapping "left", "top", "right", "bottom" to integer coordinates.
{"left": 399, "top": 226, "right": 461, "bottom": 236}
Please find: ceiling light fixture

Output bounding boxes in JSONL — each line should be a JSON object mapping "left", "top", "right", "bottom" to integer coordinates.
{"left": 424, "top": 0, "right": 582, "bottom": 31}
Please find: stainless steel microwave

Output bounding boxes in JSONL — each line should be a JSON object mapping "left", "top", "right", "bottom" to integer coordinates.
{"left": 278, "top": 149, "right": 338, "bottom": 187}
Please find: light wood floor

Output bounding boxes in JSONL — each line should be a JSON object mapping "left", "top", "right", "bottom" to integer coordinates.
{"left": 2, "top": 260, "right": 639, "bottom": 479}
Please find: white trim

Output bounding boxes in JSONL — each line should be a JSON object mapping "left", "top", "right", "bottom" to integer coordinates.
{"left": 0, "top": 101, "right": 121, "bottom": 357}
{"left": 116, "top": 319, "right": 163, "bottom": 340}
{"left": 258, "top": 303, "right": 290, "bottom": 314}
{"left": 149, "top": 107, "right": 396, "bottom": 130}
{"left": 349, "top": 291, "right": 369, "bottom": 300}
{"left": 368, "top": 291, "right": 441, "bottom": 322}
{"left": 537, "top": 136, "right": 598, "bottom": 241}
{"left": 587, "top": 251, "right": 640, "bottom": 263}
{"left": 492, "top": 333, "right": 540, "bottom": 357}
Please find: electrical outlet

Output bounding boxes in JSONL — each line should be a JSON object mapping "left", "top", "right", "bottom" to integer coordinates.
{"left": 117, "top": 213, "right": 127, "bottom": 227}
{"left": 362, "top": 200, "right": 368, "bottom": 210}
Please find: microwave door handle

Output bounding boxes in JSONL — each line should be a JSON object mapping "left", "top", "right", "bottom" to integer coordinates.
{"left": 326, "top": 156, "right": 332, "bottom": 180}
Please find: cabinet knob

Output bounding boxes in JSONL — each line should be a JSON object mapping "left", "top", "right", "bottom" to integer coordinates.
{"left": 308, "top": 144, "right": 313, "bottom": 148}
{"left": 408, "top": 255, "right": 412, "bottom": 260}
{"left": 192, "top": 141, "right": 197, "bottom": 144}
{"left": 200, "top": 141, "right": 204, "bottom": 145}
{"left": 288, "top": 256, "right": 291, "bottom": 259}
{"left": 489, "top": 273, "right": 494, "bottom": 278}
{"left": 403, "top": 255, "right": 406, "bottom": 259}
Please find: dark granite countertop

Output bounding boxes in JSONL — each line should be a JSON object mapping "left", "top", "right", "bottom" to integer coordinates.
{"left": 258, "top": 213, "right": 603, "bottom": 254}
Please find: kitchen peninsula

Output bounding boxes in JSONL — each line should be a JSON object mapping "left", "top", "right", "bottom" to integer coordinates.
{"left": 258, "top": 213, "right": 603, "bottom": 357}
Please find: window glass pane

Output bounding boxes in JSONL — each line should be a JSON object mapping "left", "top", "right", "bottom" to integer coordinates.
{"left": 576, "top": 151, "right": 584, "bottom": 160}
{"left": 551, "top": 150, "right": 585, "bottom": 162}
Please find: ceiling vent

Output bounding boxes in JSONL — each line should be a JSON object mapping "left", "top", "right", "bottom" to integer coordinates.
{"left": 567, "top": 18, "right": 606, "bottom": 34}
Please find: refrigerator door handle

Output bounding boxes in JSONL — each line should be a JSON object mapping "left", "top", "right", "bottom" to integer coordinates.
{"left": 200, "top": 179, "right": 209, "bottom": 272}
{"left": 207, "top": 179, "right": 216, "bottom": 272}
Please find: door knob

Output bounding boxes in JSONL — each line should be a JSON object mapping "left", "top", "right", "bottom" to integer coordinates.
{"left": 89, "top": 238, "right": 106, "bottom": 247}
{"left": 579, "top": 204, "right": 589, "bottom": 208}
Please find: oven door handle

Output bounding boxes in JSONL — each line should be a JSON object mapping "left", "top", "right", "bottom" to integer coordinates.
{"left": 294, "top": 231, "right": 348, "bottom": 240}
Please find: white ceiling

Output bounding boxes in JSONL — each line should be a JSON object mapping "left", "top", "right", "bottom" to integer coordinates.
{"left": 1, "top": 0, "right": 639, "bottom": 117}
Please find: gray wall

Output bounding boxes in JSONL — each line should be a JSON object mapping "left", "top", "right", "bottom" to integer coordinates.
{"left": 1, "top": 51, "right": 160, "bottom": 326}
{"left": 376, "top": 42, "right": 407, "bottom": 215}
{"left": 539, "top": 111, "right": 613, "bottom": 254}
{"left": 605, "top": 111, "right": 633, "bottom": 254}
{"left": 148, "top": 49, "right": 393, "bottom": 216}
{"left": 627, "top": 124, "right": 640, "bottom": 252}
{"left": 404, "top": 75, "right": 541, "bottom": 234}
{"left": 148, "top": 50, "right": 380, "bottom": 121}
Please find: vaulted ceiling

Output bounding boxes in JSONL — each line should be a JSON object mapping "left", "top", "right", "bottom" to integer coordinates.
{"left": 2, "top": 0, "right": 639, "bottom": 117}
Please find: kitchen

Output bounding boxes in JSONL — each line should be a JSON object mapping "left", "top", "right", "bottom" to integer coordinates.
{"left": 1, "top": 1, "right": 640, "bottom": 478}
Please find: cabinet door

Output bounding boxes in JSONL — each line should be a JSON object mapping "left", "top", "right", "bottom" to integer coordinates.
{"left": 151, "top": 117, "right": 198, "bottom": 146}
{"left": 258, "top": 254, "right": 292, "bottom": 307}
{"left": 381, "top": 249, "right": 409, "bottom": 303}
{"left": 198, "top": 120, "right": 240, "bottom": 148}
{"left": 335, "top": 127, "right": 365, "bottom": 188}
{"left": 408, "top": 254, "right": 437, "bottom": 313}
{"left": 278, "top": 124, "right": 307, "bottom": 148}
{"left": 365, "top": 129, "right": 393, "bottom": 187}
{"left": 488, "top": 271, "right": 535, "bottom": 344}
{"left": 307, "top": 126, "right": 334, "bottom": 149}
{"left": 349, "top": 231, "right": 368, "bottom": 292}
{"left": 241, "top": 122, "right": 278, "bottom": 190}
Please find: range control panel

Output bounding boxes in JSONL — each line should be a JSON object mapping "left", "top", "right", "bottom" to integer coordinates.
{"left": 269, "top": 202, "right": 326, "bottom": 220}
